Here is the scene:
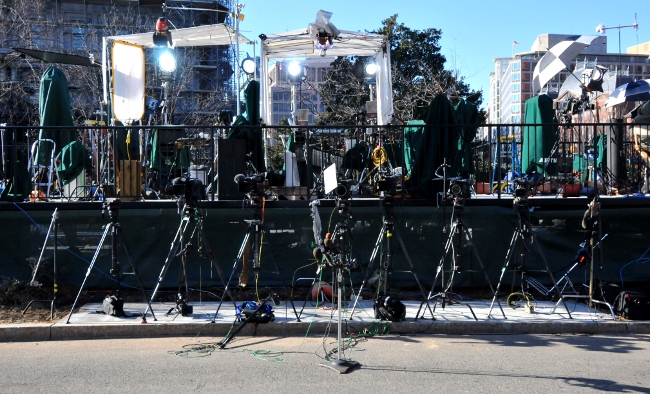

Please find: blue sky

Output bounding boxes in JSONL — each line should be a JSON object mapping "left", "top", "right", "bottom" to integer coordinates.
{"left": 241, "top": 0, "right": 647, "bottom": 109}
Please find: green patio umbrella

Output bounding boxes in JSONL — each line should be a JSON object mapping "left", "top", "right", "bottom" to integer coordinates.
{"left": 404, "top": 93, "right": 456, "bottom": 198}
{"left": 35, "top": 66, "right": 77, "bottom": 166}
{"left": 403, "top": 120, "right": 425, "bottom": 178}
{"left": 522, "top": 94, "right": 558, "bottom": 176}
{"left": 453, "top": 99, "right": 479, "bottom": 179}
{"left": 228, "top": 80, "right": 265, "bottom": 172}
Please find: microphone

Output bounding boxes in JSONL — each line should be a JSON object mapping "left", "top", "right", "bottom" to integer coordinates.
{"left": 313, "top": 247, "right": 323, "bottom": 261}
{"left": 234, "top": 174, "right": 245, "bottom": 184}
{"left": 324, "top": 233, "right": 335, "bottom": 251}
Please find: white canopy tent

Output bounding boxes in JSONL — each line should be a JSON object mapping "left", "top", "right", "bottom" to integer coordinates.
{"left": 102, "top": 23, "right": 251, "bottom": 116}
{"left": 260, "top": 29, "right": 393, "bottom": 125}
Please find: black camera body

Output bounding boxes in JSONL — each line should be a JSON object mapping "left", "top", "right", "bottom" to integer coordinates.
{"left": 102, "top": 198, "right": 121, "bottom": 222}
{"left": 376, "top": 174, "right": 401, "bottom": 195}
{"left": 167, "top": 175, "right": 205, "bottom": 202}
{"left": 447, "top": 179, "right": 473, "bottom": 200}
{"left": 234, "top": 173, "right": 266, "bottom": 197}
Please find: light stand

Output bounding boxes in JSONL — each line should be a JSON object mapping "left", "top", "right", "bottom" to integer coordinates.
{"left": 23, "top": 208, "right": 60, "bottom": 320}
{"left": 66, "top": 199, "right": 154, "bottom": 324}
{"left": 318, "top": 267, "right": 360, "bottom": 374}
{"left": 348, "top": 189, "right": 434, "bottom": 320}
{"left": 317, "top": 191, "right": 360, "bottom": 374}
{"left": 415, "top": 183, "right": 505, "bottom": 320}
{"left": 487, "top": 181, "right": 573, "bottom": 318}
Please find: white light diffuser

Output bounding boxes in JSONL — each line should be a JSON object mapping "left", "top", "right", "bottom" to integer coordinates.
{"left": 112, "top": 41, "right": 145, "bottom": 122}
{"left": 323, "top": 163, "right": 338, "bottom": 194}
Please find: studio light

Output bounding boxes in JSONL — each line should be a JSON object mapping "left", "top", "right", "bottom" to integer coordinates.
{"left": 241, "top": 56, "right": 255, "bottom": 75}
{"left": 287, "top": 61, "right": 305, "bottom": 84}
{"left": 586, "top": 65, "right": 608, "bottom": 92}
{"left": 364, "top": 62, "right": 377, "bottom": 77}
{"left": 157, "top": 48, "right": 177, "bottom": 79}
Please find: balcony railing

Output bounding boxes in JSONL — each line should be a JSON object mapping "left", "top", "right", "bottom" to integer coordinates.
{"left": 1, "top": 121, "right": 648, "bottom": 202}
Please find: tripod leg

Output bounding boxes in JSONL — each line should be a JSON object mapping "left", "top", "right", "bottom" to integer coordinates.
{"left": 115, "top": 226, "right": 157, "bottom": 322}
{"left": 349, "top": 225, "right": 385, "bottom": 319}
{"left": 29, "top": 211, "right": 56, "bottom": 285}
{"left": 393, "top": 227, "right": 435, "bottom": 321}
{"left": 66, "top": 224, "right": 110, "bottom": 324}
{"left": 144, "top": 219, "right": 189, "bottom": 320}
{"left": 212, "top": 231, "right": 250, "bottom": 321}
{"left": 462, "top": 225, "right": 506, "bottom": 319}
{"left": 193, "top": 225, "right": 238, "bottom": 319}
{"left": 530, "top": 233, "right": 573, "bottom": 318}
{"left": 23, "top": 209, "right": 58, "bottom": 318}
{"left": 415, "top": 225, "right": 455, "bottom": 320}
{"left": 487, "top": 229, "right": 521, "bottom": 318}
{"left": 260, "top": 226, "right": 301, "bottom": 321}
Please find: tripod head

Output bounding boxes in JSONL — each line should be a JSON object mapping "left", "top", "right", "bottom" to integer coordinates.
{"left": 512, "top": 177, "right": 537, "bottom": 234}
{"left": 102, "top": 198, "right": 121, "bottom": 223}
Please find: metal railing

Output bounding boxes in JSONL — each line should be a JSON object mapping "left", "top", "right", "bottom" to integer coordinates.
{"left": 1, "top": 121, "right": 648, "bottom": 202}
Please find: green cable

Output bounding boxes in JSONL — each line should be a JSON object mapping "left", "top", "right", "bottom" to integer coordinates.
{"left": 240, "top": 265, "right": 326, "bottom": 363}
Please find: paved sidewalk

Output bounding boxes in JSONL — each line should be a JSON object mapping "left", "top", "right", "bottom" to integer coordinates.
{"left": 3, "top": 296, "right": 649, "bottom": 342}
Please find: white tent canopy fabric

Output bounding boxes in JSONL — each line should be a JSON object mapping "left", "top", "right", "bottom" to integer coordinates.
{"left": 105, "top": 23, "right": 251, "bottom": 48}
{"left": 102, "top": 23, "right": 251, "bottom": 105}
{"left": 260, "top": 29, "right": 393, "bottom": 125}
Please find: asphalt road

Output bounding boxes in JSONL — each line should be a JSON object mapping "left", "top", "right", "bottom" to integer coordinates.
{"left": 2, "top": 333, "right": 650, "bottom": 393}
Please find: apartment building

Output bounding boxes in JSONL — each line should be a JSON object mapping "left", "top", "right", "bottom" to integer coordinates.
{"left": 266, "top": 58, "right": 334, "bottom": 125}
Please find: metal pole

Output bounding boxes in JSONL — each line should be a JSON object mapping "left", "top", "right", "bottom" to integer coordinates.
{"left": 235, "top": 2, "right": 241, "bottom": 116}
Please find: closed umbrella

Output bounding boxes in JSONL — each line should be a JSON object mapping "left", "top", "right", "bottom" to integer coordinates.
{"left": 532, "top": 35, "right": 599, "bottom": 93}
{"left": 605, "top": 79, "right": 650, "bottom": 108}
{"left": 453, "top": 99, "right": 479, "bottom": 179}
{"left": 404, "top": 93, "right": 455, "bottom": 198}
{"left": 35, "top": 66, "right": 76, "bottom": 166}
{"left": 522, "top": 95, "right": 558, "bottom": 176}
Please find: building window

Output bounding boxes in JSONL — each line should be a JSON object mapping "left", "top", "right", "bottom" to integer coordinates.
{"left": 73, "top": 28, "right": 85, "bottom": 51}
{"left": 512, "top": 62, "right": 520, "bottom": 71}
{"left": 512, "top": 83, "right": 520, "bottom": 92}
{"left": 512, "top": 73, "right": 520, "bottom": 81}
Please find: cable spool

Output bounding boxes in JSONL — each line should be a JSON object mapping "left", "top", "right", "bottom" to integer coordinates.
{"left": 372, "top": 146, "right": 388, "bottom": 167}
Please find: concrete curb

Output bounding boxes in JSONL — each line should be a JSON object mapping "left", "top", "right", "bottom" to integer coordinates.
{"left": 3, "top": 320, "right": 650, "bottom": 342}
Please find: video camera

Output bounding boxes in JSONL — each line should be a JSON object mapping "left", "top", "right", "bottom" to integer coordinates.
{"left": 334, "top": 179, "right": 357, "bottom": 200}
{"left": 167, "top": 175, "right": 205, "bottom": 202}
{"left": 102, "top": 198, "right": 121, "bottom": 221}
{"left": 376, "top": 174, "right": 401, "bottom": 196}
{"left": 513, "top": 173, "right": 541, "bottom": 199}
{"left": 234, "top": 173, "right": 266, "bottom": 197}
{"left": 447, "top": 178, "right": 473, "bottom": 200}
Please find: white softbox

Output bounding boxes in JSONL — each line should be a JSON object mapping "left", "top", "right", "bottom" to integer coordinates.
{"left": 111, "top": 41, "right": 145, "bottom": 122}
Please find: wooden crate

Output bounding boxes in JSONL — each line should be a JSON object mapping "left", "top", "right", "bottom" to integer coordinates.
{"left": 119, "top": 160, "right": 141, "bottom": 201}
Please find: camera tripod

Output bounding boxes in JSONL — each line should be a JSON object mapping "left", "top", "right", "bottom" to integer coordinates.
{"left": 144, "top": 199, "right": 237, "bottom": 321}
{"left": 23, "top": 208, "right": 60, "bottom": 320}
{"left": 415, "top": 194, "right": 505, "bottom": 320}
{"left": 349, "top": 195, "right": 434, "bottom": 320}
{"left": 67, "top": 199, "right": 154, "bottom": 324}
{"left": 488, "top": 195, "right": 573, "bottom": 318}
{"left": 214, "top": 195, "right": 301, "bottom": 321}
